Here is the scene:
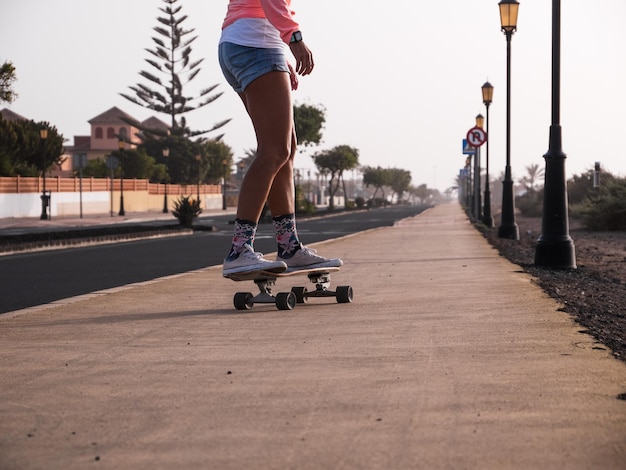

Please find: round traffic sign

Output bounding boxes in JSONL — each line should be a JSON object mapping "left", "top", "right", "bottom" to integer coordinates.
{"left": 466, "top": 127, "right": 487, "bottom": 147}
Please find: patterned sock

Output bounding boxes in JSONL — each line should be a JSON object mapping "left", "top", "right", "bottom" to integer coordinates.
{"left": 273, "top": 213, "right": 302, "bottom": 259}
{"left": 226, "top": 219, "right": 257, "bottom": 261}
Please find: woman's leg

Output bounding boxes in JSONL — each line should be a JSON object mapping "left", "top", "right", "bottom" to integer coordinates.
{"left": 236, "top": 71, "right": 295, "bottom": 222}
{"left": 266, "top": 128, "right": 297, "bottom": 216}
{"left": 269, "top": 128, "right": 304, "bottom": 258}
{"left": 226, "top": 68, "right": 341, "bottom": 272}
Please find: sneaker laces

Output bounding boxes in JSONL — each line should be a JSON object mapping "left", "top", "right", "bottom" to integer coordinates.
{"left": 300, "top": 246, "right": 317, "bottom": 256}
{"left": 294, "top": 246, "right": 328, "bottom": 262}
{"left": 279, "top": 245, "right": 320, "bottom": 260}
{"left": 239, "top": 244, "right": 265, "bottom": 261}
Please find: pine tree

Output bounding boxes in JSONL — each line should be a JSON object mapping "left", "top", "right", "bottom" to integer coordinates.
{"left": 120, "top": 0, "right": 229, "bottom": 139}
{"left": 0, "top": 61, "right": 18, "bottom": 104}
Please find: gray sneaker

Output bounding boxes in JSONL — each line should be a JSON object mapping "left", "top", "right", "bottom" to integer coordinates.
{"left": 279, "top": 246, "right": 343, "bottom": 272}
{"left": 223, "top": 244, "right": 287, "bottom": 277}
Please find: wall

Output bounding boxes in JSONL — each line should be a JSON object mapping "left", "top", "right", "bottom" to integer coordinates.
{"left": 0, "top": 191, "right": 223, "bottom": 218}
{"left": 0, "top": 176, "right": 223, "bottom": 219}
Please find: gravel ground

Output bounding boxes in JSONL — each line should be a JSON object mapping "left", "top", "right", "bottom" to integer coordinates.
{"left": 482, "top": 215, "right": 626, "bottom": 363}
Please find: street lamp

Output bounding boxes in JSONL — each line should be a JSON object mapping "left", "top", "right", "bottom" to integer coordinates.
{"left": 238, "top": 161, "right": 245, "bottom": 191}
{"left": 222, "top": 159, "right": 228, "bottom": 210}
{"left": 481, "top": 81, "right": 494, "bottom": 227}
{"left": 162, "top": 148, "right": 169, "bottom": 213}
{"left": 465, "top": 155, "right": 472, "bottom": 209}
{"left": 39, "top": 129, "right": 49, "bottom": 220}
{"left": 534, "top": 0, "right": 576, "bottom": 268}
{"left": 195, "top": 154, "right": 201, "bottom": 203}
{"left": 497, "top": 0, "right": 520, "bottom": 240}
{"left": 118, "top": 139, "right": 125, "bottom": 216}
{"left": 475, "top": 114, "right": 484, "bottom": 129}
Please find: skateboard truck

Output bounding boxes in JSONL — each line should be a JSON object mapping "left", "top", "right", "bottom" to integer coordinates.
{"left": 232, "top": 270, "right": 353, "bottom": 311}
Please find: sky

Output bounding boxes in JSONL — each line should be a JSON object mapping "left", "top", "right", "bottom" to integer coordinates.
{"left": 2, "top": 0, "right": 625, "bottom": 193}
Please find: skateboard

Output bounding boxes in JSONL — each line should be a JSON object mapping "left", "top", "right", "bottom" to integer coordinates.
{"left": 226, "top": 266, "right": 353, "bottom": 311}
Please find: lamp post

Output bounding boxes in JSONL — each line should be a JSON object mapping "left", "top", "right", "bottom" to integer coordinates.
{"left": 464, "top": 159, "right": 471, "bottom": 206}
{"left": 39, "top": 129, "right": 49, "bottom": 220}
{"left": 474, "top": 114, "right": 484, "bottom": 220}
{"left": 238, "top": 161, "right": 245, "bottom": 191}
{"left": 316, "top": 173, "right": 321, "bottom": 205}
{"left": 534, "top": 0, "right": 576, "bottom": 268}
{"left": 107, "top": 157, "right": 116, "bottom": 217}
{"left": 118, "top": 139, "right": 125, "bottom": 216}
{"left": 75, "top": 153, "right": 87, "bottom": 219}
{"left": 222, "top": 159, "right": 228, "bottom": 210}
{"left": 481, "top": 81, "right": 494, "bottom": 227}
{"left": 497, "top": 0, "right": 520, "bottom": 240}
{"left": 162, "top": 148, "right": 169, "bottom": 213}
{"left": 195, "top": 154, "right": 201, "bottom": 203}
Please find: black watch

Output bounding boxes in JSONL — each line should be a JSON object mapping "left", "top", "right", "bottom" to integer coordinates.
{"left": 290, "top": 31, "right": 303, "bottom": 43}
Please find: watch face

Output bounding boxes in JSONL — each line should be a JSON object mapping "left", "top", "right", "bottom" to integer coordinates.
{"left": 291, "top": 31, "right": 302, "bottom": 42}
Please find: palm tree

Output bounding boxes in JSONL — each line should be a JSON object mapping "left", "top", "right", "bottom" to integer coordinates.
{"left": 519, "top": 163, "right": 545, "bottom": 193}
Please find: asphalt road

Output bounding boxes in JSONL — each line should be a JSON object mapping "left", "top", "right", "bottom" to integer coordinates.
{"left": 0, "top": 206, "right": 428, "bottom": 314}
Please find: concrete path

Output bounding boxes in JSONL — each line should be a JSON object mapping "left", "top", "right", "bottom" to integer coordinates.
{"left": 1, "top": 203, "right": 625, "bottom": 469}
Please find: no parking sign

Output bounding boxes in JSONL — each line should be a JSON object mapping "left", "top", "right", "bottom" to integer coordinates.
{"left": 466, "top": 127, "right": 487, "bottom": 147}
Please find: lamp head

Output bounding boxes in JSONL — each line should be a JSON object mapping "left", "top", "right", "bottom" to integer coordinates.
{"left": 481, "top": 81, "right": 494, "bottom": 105}
{"left": 499, "top": 0, "right": 520, "bottom": 34}
{"left": 475, "top": 114, "right": 485, "bottom": 129}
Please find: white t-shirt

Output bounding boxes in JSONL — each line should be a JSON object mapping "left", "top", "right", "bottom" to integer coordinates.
{"left": 220, "top": 18, "right": 287, "bottom": 50}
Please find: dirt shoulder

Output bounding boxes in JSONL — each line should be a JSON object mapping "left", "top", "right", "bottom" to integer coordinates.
{"left": 481, "top": 215, "right": 626, "bottom": 363}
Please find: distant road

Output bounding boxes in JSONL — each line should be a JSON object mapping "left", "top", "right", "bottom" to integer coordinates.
{"left": 1, "top": 206, "right": 428, "bottom": 314}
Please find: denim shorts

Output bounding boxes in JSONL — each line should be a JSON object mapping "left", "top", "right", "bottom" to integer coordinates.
{"left": 218, "top": 42, "right": 289, "bottom": 93}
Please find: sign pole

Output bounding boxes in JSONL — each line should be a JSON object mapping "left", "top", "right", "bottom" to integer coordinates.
{"left": 465, "top": 128, "right": 486, "bottom": 220}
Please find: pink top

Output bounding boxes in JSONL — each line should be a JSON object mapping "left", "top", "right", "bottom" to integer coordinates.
{"left": 222, "top": 0, "right": 300, "bottom": 44}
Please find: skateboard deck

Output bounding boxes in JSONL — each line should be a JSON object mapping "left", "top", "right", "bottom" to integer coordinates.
{"left": 226, "top": 266, "right": 352, "bottom": 311}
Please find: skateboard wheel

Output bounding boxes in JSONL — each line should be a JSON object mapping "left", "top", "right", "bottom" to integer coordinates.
{"left": 234, "top": 292, "right": 254, "bottom": 310}
{"left": 336, "top": 286, "right": 353, "bottom": 304}
{"left": 291, "top": 286, "right": 308, "bottom": 304}
{"left": 276, "top": 292, "right": 296, "bottom": 311}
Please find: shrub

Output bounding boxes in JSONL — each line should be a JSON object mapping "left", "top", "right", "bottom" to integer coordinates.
{"left": 295, "top": 185, "right": 316, "bottom": 215}
{"left": 367, "top": 198, "right": 389, "bottom": 208}
{"left": 172, "top": 195, "right": 202, "bottom": 227}
{"left": 516, "top": 190, "right": 543, "bottom": 217}
{"left": 296, "top": 198, "right": 316, "bottom": 216}
{"left": 579, "top": 179, "right": 626, "bottom": 231}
